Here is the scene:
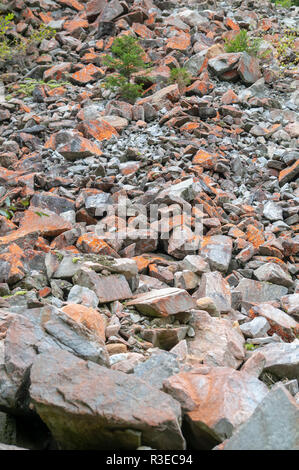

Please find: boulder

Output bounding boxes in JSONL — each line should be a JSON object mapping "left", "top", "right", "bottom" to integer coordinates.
{"left": 163, "top": 366, "right": 268, "bottom": 449}
{"left": 215, "top": 386, "right": 299, "bottom": 450}
{"left": 29, "top": 350, "right": 186, "bottom": 450}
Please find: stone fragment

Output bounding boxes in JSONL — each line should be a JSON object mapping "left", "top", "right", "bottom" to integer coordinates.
{"left": 127, "top": 288, "right": 196, "bottom": 317}
{"left": 250, "top": 303, "right": 298, "bottom": 342}
{"left": 234, "top": 278, "right": 288, "bottom": 303}
{"left": 237, "top": 52, "right": 261, "bottom": 84}
{"left": 73, "top": 269, "right": 132, "bottom": 303}
{"left": 216, "top": 386, "right": 299, "bottom": 450}
{"left": 61, "top": 304, "right": 106, "bottom": 342}
{"left": 241, "top": 341, "right": 299, "bottom": 380}
{"left": 254, "top": 263, "right": 293, "bottom": 288}
{"left": 163, "top": 366, "right": 268, "bottom": 449}
{"left": 240, "top": 317, "right": 270, "bottom": 338}
{"left": 200, "top": 236, "right": 232, "bottom": 272}
{"left": 281, "top": 294, "right": 299, "bottom": 319}
{"left": 188, "top": 310, "right": 245, "bottom": 369}
{"left": 67, "top": 285, "right": 99, "bottom": 308}
{"left": 30, "top": 350, "right": 186, "bottom": 450}
{"left": 194, "top": 271, "right": 231, "bottom": 313}
{"left": 133, "top": 351, "right": 180, "bottom": 390}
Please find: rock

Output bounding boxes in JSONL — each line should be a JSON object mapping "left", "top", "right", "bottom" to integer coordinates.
{"left": 195, "top": 297, "right": 220, "bottom": 317}
{"left": 216, "top": 386, "right": 299, "bottom": 450}
{"left": 73, "top": 269, "right": 132, "bottom": 303}
{"left": 61, "top": 304, "right": 106, "bottom": 342}
{"left": 281, "top": 294, "right": 299, "bottom": 319}
{"left": 163, "top": 366, "right": 268, "bottom": 449}
{"left": 67, "top": 285, "right": 99, "bottom": 308}
{"left": 250, "top": 303, "right": 298, "bottom": 342}
{"left": 208, "top": 53, "right": 241, "bottom": 78}
{"left": 240, "top": 317, "right": 270, "bottom": 338}
{"left": 140, "top": 326, "right": 188, "bottom": 350}
{"left": 188, "top": 310, "right": 245, "bottom": 369}
{"left": 263, "top": 201, "right": 283, "bottom": 221}
{"left": 200, "top": 236, "right": 232, "bottom": 273}
{"left": 179, "top": 255, "right": 209, "bottom": 274}
{"left": 279, "top": 160, "right": 299, "bottom": 186}
{"left": 237, "top": 52, "right": 261, "bottom": 85}
{"left": 194, "top": 271, "right": 231, "bottom": 313}
{"left": 30, "top": 350, "right": 186, "bottom": 450}
{"left": 234, "top": 278, "right": 288, "bottom": 303}
{"left": 241, "top": 341, "right": 299, "bottom": 380}
{"left": 126, "top": 287, "right": 196, "bottom": 317}
{"left": 0, "top": 307, "right": 109, "bottom": 415}
{"left": 133, "top": 351, "right": 180, "bottom": 390}
{"left": 254, "top": 263, "right": 293, "bottom": 288}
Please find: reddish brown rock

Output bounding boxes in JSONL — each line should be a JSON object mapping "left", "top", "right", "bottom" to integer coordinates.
{"left": 30, "top": 350, "right": 186, "bottom": 449}
{"left": 77, "top": 120, "right": 118, "bottom": 141}
{"left": 127, "top": 287, "right": 196, "bottom": 317}
{"left": 61, "top": 304, "right": 106, "bottom": 342}
{"left": 163, "top": 366, "right": 268, "bottom": 449}
{"left": 250, "top": 303, "right": 299, "bottom": 342}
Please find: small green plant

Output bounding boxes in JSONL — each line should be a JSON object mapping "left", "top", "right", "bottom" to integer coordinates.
{"left": 15, "top": 78, "right": 69, "bottom": 96}
{"left": 169, "top": 67, "right": 191, "bottom": 91}
{"left": 271, "top": 0, "right": 299, "bottom": 7}
{"left": 245, "top": 343, "right": 256, "bottom": 351}
{"left": 0, "top": 196, "right": 17, "bottom": 219}
{"left": 103, "top": 35, "right": 150, "bottom": 102}
{"left": 274, "top": 28, "right": 299, "bottom": 72}
{"left": 224, "top": 30, "right": 261, "bottom": 56}
{"left": 0, "top": 13, "right": 56, "bottom": 62}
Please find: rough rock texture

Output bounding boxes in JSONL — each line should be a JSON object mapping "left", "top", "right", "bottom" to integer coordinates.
{"left": 163, "top": 366, "right": 268, "bottom": 449}
{"left": 215, "top": 386, "right": 299, "bottom": 450}
{"left": 30, "top": 350, "right": 186, "bottom": 450}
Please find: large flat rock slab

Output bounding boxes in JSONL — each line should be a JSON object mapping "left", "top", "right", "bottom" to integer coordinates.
{"left": 126, "top": 287, "right": 196, "bottom": 317}
{"left": 215, "top": 386, "right": 299, "bottom": 450}
{"left": 163, "top": 366, "right": 268, "bottom": 449}
{"left": 29, "top": 350, "right": 186, "bottom": 450}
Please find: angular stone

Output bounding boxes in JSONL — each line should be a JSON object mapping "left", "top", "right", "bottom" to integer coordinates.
{"left": 255, "top": 263, "right": 293, "bottom": 288}
{"left": 237, "top": 52, "right": 261, "bottom": 85}
{"left": 263, "top": 201, "right": 283, "bottom": 221}
{"left": 179, "top": 255, "right": 209, "bottom": 274}
{"left": 241, "top": 341, "right": 299, "bottom": 380}
{"left": 140, "top": 326, "right": 189, "bottom": 350}
{"left": 234, "top": 278, "right": 288, "bottom": 303}
{"left": 188, "top": 310, "right": 245, "bottom": 369}
{"left": 208, "top": 53, "right": 241, "bottom": 77}
{"left": 200, "top": 235, "right": 232, "bottom": 272}
{"left": 30, "top": 350, "right": 186, "bottom": 450}
{"left": 67, "top": 285, "right": 99, "bottom": 308}
{"left": 126, "top": 287, "right": 196, "bottom": 317}
{"left": 240, "top": 317, "right": 270, "bottom": 338}
{"left": 279, "top": 160, "right": 299, "bottom": 186}
{"left": 281, "top": 294, "right": 299, "bottom": 319}
{"left": 163, "top": 366, "right": 268, "bottom": 449}
{"left": 61, "top": 304, "right": 106, "bottom": 342}
{"left": 133, "top": 351, "right": 180, "bottom": 390}
{"left": 194, "top": 271, "right": 231, "bottom": 313}
{"left": 73, "top": 268, "right": 132, "bottom": 303}
{"left": 216, "top": 386, "right": 299, "bottom": 450}
{"left": 0, "top": 307, "right": 109, "bottom": 415}
{"left": 250, "top": 303, "right": 298, "bottom": 342}
{"left": 196, "top": 297, "right": 220, "bottom": 317}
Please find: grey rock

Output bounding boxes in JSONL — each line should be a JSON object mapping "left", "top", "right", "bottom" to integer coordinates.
{"left": 240, "top": 317, "right": 270, "bottom": 338}
{"left": 216, "top": 386, "right": 299, "bottom": 450}
{"left": 133, "top": 351, "right": 180, "bottom": 390}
